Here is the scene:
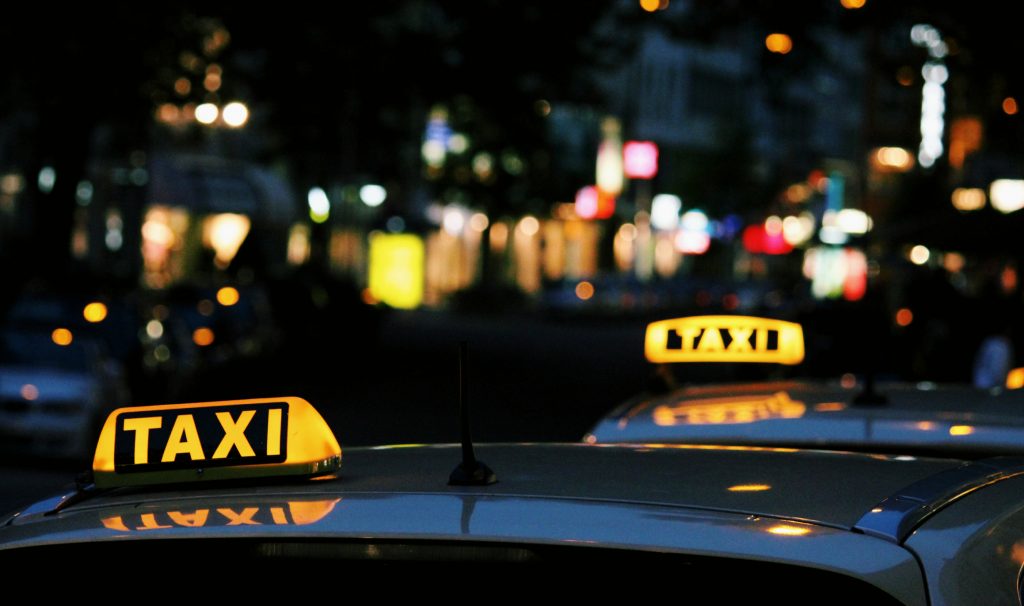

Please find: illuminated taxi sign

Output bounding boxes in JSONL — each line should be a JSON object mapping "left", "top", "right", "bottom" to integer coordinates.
{"left": 645, "top": 315, "right": 804, "bottom": 365}
{"left": 93, "top": 397, "right": 341, "bottom": 488}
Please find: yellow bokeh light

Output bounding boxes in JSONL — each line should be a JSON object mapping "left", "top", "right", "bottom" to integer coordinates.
{"left": 519, "top": 216, "right": 540, "bottom": 237}
{"left": 83, "top": 302, "right": 108, "bottom": 323}
{"left": 1006, "top": 367, "right": 1024, "bottom": 389}
{"left": 52, "top": 328, "right": 73, "bottom": 346}
{"left": 469, "top": 212, "right": 489, "bottom": 232}
{"left": 951, "top": 188, "right": 986, "bottom": 212}
{"left": 575, "top": 281, "right": 595, "bottom": 301}
{"left": 873, "top": 147, "right": 914, "bottom": 172}
{"left": 767, "top": 524, "right": 811, "bottom": 536}
{"left": 204, "top": 213, "right": 251, "bottom": 268}
{"left": 639, "top": 0, "right": 660, "bottom": 12}
{"left": 949, "top": 425, "right": 974, "bottom": 436}
{"left": 840, "top": 0, "right": 865, "bottom": 8}
{"left": 765, "top": 33, "right": 793, "bottom": 55}
{"left": 727, "top": 484, "right": 771, "bottom": 492}
{"left": 192, "top": 327, "right": 215, "bottom": 347}
{"left": 216, "top": 286, "right": 240, "bottom": 307}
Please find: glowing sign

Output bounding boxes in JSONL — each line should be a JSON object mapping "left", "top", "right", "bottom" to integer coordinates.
{"left": 623, "top": 141, "right": 659, "bottom": 179}
{"left": 92, "top": 397, "right": 341, "bottom": 488}
{"left": 645, "top": 316, "right": 804, "bottom": 364}
{"left": 652, "top": 392, "right": 806, "bottom": 426}
{"left": 100, "top": 498, "right": 340, "bottom": 532}
{"left": 368, "top": 233, "right": 424, "bottom": 309}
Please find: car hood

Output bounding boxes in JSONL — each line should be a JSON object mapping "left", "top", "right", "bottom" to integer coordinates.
{"left": 585, "top": 381, "right": 1024, "bottom": 456}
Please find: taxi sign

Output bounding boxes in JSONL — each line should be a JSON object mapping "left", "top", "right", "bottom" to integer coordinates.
{"left": 645, "top": 315, "right": 804, "bottom": 365}
{"left": 92, "top": 397, "right": 341, "bottom": 488}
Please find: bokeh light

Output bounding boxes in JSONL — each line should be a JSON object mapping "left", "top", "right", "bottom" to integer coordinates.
{"left": 575, "top": 281, "right": 595, "bottom": 301}
{"left": 21, "top": 384, "right": 39, "bottom": 401}
{"left": 195, "top": 103, "right": 219, "bottom": 125}
{"left": 216, "top": 286, "right": 240, "bottom": 306}
{"left": 52, "top": 328, "right": 73, "bottom": 346}
{"left": 83, "top": 302, "right": 108, "bottom": 323}
{"left": 896, "top": 308, "right": 914, "bottom": 327}
{"left": 193, "top": 327, "right": 215, "bottom": 347}
{"left": 222, "top": 102, "right": 249, "bottom": 127}
{"left": 765, "top": 33, "right": 793, "bottom": 54}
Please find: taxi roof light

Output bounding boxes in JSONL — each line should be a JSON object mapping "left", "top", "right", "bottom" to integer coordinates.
{"left": 92, "top": 396, "right": 341, "bottom": 488}
{"left": 645, "top": 315, "right": 804, "bottom": 365}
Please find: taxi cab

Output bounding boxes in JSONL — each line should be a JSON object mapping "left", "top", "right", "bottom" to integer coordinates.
{"left": 1, "top": 317, "right": 1022, "bottom": 604}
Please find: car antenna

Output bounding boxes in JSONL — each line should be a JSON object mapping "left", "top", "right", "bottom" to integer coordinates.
{"left": 853, "top": 368, "right": 888, "bottom": 405}
{"left": 449, "top": 341, "right": 497, "bottom": 486}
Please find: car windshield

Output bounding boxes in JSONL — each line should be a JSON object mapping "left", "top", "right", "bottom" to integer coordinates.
{"left": 1, "top": 3, "right": 1022, "bottom": 508}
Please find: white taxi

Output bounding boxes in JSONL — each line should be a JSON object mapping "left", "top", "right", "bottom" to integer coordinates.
{"left": 0, "top": 318, "right": 1021, "bottom": 604}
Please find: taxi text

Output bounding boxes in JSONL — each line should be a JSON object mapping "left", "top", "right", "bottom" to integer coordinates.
{"left": 113, "top": 403, "right": 288, "bottom": 471}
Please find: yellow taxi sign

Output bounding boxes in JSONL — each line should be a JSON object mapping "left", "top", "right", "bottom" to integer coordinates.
{"left": 645, "top": 315, "right": 804, "bottom": 365}
{"left": 92, "top": 397, "right": 341, "bottom": 488}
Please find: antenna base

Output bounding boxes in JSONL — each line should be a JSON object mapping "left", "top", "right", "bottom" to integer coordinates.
{"left": 449, "top": 460, "right": 497, "bottom": 486}
{"left": 853, "top": 389, "right": 889, "bottom": 406}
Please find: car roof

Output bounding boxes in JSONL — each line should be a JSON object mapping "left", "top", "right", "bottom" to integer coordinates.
{"left": 6, "top": 443, "right": 963, "bottom": 533}
{"left": 585, "top": 380, "right": 1024, "bottom": 457}
{"left": 8, "top": 442, "right": 1018, "bottom": 605}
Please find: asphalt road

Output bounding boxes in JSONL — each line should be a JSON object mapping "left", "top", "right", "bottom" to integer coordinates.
{"left": 1, "top": 309, "right": 653, "bottom": 513}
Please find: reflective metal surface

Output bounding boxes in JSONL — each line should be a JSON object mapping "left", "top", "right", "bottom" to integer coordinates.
{"left": 855, "top": 457, "right": 1024, "bottom": 542}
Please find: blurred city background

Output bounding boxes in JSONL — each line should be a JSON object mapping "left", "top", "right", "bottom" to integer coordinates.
{"left": 2, "top": 1, "right": 1024, "bottom": 503}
